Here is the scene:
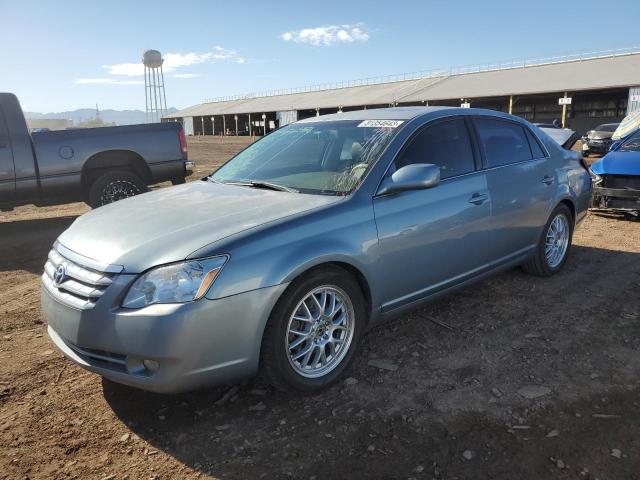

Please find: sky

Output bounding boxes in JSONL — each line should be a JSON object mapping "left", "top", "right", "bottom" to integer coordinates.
{"left": 1, "top": 0, "right": 639, "bottom": 113}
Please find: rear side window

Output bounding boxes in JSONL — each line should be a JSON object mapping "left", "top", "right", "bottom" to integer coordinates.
{"left": 473, "top": 118, "right": 532, "bottom": 167}
{"left": 525, "top": 129, "right": 546, "bottom": 158}
{"left": 396, "top": 118, "right": 475, "bottom": 180}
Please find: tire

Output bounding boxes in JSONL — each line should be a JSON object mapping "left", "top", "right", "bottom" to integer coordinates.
{"left": 88, "top": 170, "right": 147, "bottom": 208}
{"left": 171, "top": 176, "right": 186, "bottom": 185}
{"left": 260, "top": 266, "right": 366, "bottom": 394}
{"left": 522, "top": 204, "right": 574, "bottom": 277}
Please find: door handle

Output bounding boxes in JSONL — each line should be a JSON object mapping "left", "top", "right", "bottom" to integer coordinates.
{"left": 542, "top": 175, "right": 554, "bottom": 185}
{"left": 468, "top": 192, "right": 488, "bottom": 205}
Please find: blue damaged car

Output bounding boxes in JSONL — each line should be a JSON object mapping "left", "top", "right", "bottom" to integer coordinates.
{"left": 590, "top": 128, "right": 640, "bottom": 215}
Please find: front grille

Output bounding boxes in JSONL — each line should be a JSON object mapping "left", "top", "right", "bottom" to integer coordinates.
{"left": 601, "top": 175, "right": 640, "bottom": 190}
{"left": 42, "top": 247, "right": 116, "bottom": 310}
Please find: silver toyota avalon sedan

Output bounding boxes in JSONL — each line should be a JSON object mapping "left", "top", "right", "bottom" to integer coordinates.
{"left": 41, "top": 107, "right": 592, "bottom": 394}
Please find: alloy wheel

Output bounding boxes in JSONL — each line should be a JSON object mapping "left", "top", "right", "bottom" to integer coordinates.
{"left": 100, "top": 180, "right": 141, "bottom": 205}
{"left": 545, "top": 213, "right": 570, "bottom": 268}
{"left": 285, "top": 285, "right": 355, "bottom": 378}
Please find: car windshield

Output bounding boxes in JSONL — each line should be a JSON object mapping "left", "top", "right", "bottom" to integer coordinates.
{"left": 619, "top": 130, "right": 640, "bottom": 152}
{"left": 595, "top": 124, "right": 618, "bottom": 132}
{"left": 211, "top": 120, "right": 401, "bottom": 194}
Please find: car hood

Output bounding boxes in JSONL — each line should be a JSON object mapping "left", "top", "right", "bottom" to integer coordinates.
{"left": 590, "top": 151, "right": 640, "bottom": 176}
{"left": 57, "top": 180, "right": 342, "bottom": 273}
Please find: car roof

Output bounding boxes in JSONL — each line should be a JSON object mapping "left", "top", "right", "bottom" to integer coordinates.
{"left": 296, "top": 106, "right": 520, "bottom": 123}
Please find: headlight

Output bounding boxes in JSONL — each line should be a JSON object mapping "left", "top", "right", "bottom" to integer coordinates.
{"left": 588, "top": 167, "right": 601, "bottom": 182}
{"left": 122, "top": 256, "right": 228, "bottom": 309}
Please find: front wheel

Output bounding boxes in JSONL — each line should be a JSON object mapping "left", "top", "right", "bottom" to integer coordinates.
{"left": 260, "top": 267, "right": 366, "bottom": 393}
{"left": 522, "top": 204, "right": 574, "bottom": 276}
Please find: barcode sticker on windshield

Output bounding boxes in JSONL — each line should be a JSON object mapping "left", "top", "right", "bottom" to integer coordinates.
{"left": 357, "top": 120, "right": 404, "bottom": 128}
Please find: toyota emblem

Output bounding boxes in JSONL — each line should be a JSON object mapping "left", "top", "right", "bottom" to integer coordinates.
{"left": 53, "top": 264, "right": 67, "bottom": 286}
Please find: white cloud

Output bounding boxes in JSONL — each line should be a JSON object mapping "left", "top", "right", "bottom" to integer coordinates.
{"left": 74, "top": 78, "right": 144, "bottom": 85}
{"left": 172, "top": 73, "right": 203, "bottom": 79}
{"left": 101, "top": 48, "right": 245, "bottom": 79}
{"left": 280, "top": 23, "right": 369, "bottom": 46}
{"left": 164, "top": 52, "right": 213, "bottom": 70}
{"left": 102, "top": 63, "right": 144, "bottom": 76}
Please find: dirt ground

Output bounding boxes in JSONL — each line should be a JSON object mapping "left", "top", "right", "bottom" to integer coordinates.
{"left": 1, "top": 137, "right": 639, "bottom": 480}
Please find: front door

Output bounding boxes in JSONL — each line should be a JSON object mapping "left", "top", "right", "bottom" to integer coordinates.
{"left": 373, "top": 117, "right": 492, "bottom": 311}
{"left": 0, "top": 110, "right": 15, "bottom": 203}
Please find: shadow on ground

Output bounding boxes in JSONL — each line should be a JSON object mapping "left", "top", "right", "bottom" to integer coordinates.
{"left": 103, "top": 244, "right": 640, "bottom": 479}
{"left": 0, "top": 216, "right": 77, "bottom": 273}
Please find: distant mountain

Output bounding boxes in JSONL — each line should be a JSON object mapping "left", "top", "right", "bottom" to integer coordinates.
{"left": 25, "top": 107, "right": 178, "bottom": 126}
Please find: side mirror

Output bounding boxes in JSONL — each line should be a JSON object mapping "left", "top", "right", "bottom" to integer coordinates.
{"left": 377, "top": 163, "right": 440, "bottom": 196}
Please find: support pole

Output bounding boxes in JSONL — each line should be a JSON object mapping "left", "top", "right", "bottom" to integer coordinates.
{"left": 211, "top": 116, "right": 215, "bottom": 136}
{"left": 144, "top": 67, "right": 149, "bottom": 123}
{"left": 508, "top": 95, "right": 513, "bottom": 114}
{"left": 248, "top": 113, "right": 252, "bottom": 137}
{"left": 160, "top": 64, "right": 167, "bottom": 117}
{"left": 561, "top": 92, "right": 568, "bottom": 128}
{"left": 151, "top": 68, "right": 157, "bottom": 122}
{"left": 201, "top": 116, "right": 205, "bottom": 136}
{"left": 222, "top": 115, "right": 226, "bottom": 136}
{"left": 234, "top": 115, "right": 238, "bottom": 136}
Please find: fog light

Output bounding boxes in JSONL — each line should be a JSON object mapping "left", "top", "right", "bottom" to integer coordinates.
{"left": 142, "top": 359, "right": 160, "bottom": 373}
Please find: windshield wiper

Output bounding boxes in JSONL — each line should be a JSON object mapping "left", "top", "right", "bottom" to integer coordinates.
{"left": 221, "top": 180, "right": 298, "bottom": 193}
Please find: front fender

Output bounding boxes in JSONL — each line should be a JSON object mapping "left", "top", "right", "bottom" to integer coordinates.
{"left": 203, "top": 197, "right": 380, "bottom": 303}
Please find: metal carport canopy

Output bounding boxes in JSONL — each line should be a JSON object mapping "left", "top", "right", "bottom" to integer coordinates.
{"left": 164, "top": 53, "right": 640, "bottom": 119}
{"left": 401, "top": 54, "right": 640, "bottom": 102}
{"left": 164, "top": 76, "right": 445, "bottom": 117}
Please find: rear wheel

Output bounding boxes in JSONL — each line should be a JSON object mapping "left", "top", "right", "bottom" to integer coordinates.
{"left": 260, "top": 267, "right": 366, "bottom": 393}
{"left": 88, "top": 170, "right": 147, "bottom": 208}
{"left": 522, "top": 204, "right": 573, "bottom": 276}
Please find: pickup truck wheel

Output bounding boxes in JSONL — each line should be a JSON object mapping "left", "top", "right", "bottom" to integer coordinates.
{"left": 260, "top": 267, "right": 365, "bottom": 394}
{"left": 171, "top": 177, "right": 186, "bottom": 185}
{"left": 522, "top": 204, "right": 574, "bottom": 277}
{"left": 88, "top": 170, "right": 147, "bottom": 208}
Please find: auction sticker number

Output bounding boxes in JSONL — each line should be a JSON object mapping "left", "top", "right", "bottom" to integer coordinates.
{"left": 357, "top": 120, "right": 404, "bottom": 128}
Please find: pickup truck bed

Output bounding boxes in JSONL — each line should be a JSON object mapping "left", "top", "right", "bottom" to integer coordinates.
{"left": 0, "top": 93, "right": 192, "bottom": 210}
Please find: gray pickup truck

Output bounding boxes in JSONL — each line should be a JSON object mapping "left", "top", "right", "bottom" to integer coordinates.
{"left": 0, "top": 93, "right": 193, "bottom": 210}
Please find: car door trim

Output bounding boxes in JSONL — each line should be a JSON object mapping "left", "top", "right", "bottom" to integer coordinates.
{"left": 380, "top": 244, "right": 535, "bottom": 313}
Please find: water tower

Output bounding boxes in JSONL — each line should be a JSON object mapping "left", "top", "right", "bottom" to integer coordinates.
{"left": 143, "top": 49, "right": 167, "bottom": 122}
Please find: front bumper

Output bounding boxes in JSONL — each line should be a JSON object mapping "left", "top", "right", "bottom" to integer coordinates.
{"left": 591, "top": 185, "right": 640, "bottom": 212}
{"left": 42, "top": 281, "right": 287, "bottom": 393}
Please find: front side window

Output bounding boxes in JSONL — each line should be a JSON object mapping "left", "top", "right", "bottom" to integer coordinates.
{"left": 395, "top": 118, "right": 475, "bottom": 180}
{"left": 212, "top": 120, "right": 400, "bottom": 194}
{"left": 474, "top": 118, "right": 533, "bottom": 167}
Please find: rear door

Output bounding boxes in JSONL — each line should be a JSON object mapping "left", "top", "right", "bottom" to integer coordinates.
{"left": 471, "top": 117, "right": 553, "bottom": 260}
{"left": 373, "top": 117, "right": 493, "bottom": 311}
{"left": 0, "top": 109, "right": 15, "bottom": 202}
